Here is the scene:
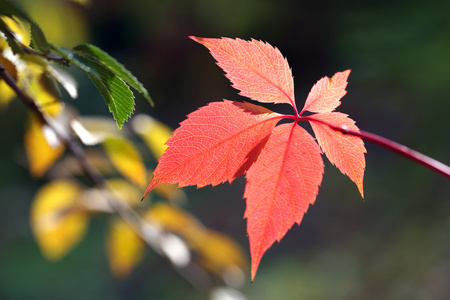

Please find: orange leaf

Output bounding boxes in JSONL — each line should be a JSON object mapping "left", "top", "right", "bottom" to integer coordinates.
{"left": 145, "top": 37, "right": 367, "bottom": 281}
{"left": 190, "top": 37, "right": 296, "bottom": 109}
{"left": 143, "top": 100, "right": 281, "bottom": 199}
{"left": 244, "top": 123, "right": 324, "bottom": 280}
{"left": 308, "top": 112, "right": 366, "bottom": 197}
{"left": 301, "top": 70, "right": 351, "bottom": 114}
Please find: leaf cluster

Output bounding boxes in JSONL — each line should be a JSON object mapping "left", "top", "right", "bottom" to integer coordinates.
{"left": 0, "top": 0, "right": 152, "bottom": 129}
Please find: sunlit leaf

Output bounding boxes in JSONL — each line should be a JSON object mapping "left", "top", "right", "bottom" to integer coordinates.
{"left": 30, "top": 180, "right": 88, "bottom": 260}
{"left": 47, "top": 65, "right": 78, "bottom": 99}
{"left": 0, "top": 16, "right": 29, "bottom": 54}
{"left": 71, "top": 116, "right": 119, "bottom": 146}
{"left": 106, "top": 178, "right": 142, "bottom": 207}
{"left": 153, "top": 37, "right": 367, "bottom": 280}
{"left": 102, "top": 136, "right": 146, "bottom": 187}
{"left": 73, "top": 44, "right": 153, "bottom": 105}
{"left": 145, "top": 202, "right": 202, "bottom": 235}
{"left": 131, "top": 114, "right": 172, "bottom": 159}
{"left": 145, "top": 203, "right": 247, "bottom": 282}
{"left": 0, "top": 52, "right": 16, "bottom": 109}
{"left": 53, "top": 46, "right": 135, "bottom": 129}
{"left": 106, "top": 217, "right": 144, "bottom": 278}
{"left": 24, "top": 115, "right": 65, "bottom": 178}
{"left": 193, "top": 230, "right": 247, "bottom": 285}
{"left": 152, "top": 183, "right": 187, "bottom": 204}
{"left": 29, "top": 72, "right": 63, "bottom": 116}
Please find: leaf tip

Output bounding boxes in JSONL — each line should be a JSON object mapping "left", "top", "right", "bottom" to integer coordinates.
{"left": 188, "top": 36, "right": 202, "bottom": 43}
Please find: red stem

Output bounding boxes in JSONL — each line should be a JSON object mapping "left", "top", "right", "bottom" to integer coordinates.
{"left": 303, "top": 115, "right": 450, "bottom": 178}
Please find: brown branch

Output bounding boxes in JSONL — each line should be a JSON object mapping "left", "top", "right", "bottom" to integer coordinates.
{"left": 304, "top": 115, "right": 450, "bottom": 178}
{"left": 0, "top": 62, "right": 218, "bottom": 291}
{"left": 2, "top": 27, "right": 68, "bottom": 63}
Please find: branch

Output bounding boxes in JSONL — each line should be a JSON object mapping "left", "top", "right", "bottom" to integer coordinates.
{"left": 0, "top": 62, "right": 220, "bottom": 291}
{"left": 3, "top": 27, "right": 69, "bottom": 63}
{"left": 304, "top": 115, "right": 450, "bottom": 178}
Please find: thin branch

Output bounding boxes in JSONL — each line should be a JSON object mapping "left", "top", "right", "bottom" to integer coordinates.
{"left": 0, "top": 62, "right": 216, "bottom": 291}
{"left": 304, "top": 115, "right": 450, "bottom": 178}
{"left": 3, "top": 27, "right": 69, "bottom": 63}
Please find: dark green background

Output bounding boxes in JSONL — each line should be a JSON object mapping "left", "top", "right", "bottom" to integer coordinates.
{"left": 1, "top": 0, "right": 449, "bottom": 299}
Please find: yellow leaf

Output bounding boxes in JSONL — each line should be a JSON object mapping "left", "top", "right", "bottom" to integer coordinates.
{"left": 29, "top": 73, "right": 63, "bottom": 117}
{"left": 107, "top": 179, "right": 142, "bottom": 207}
{"left": 145, "top": 203, "right": 202, "bottom": 237}
{"left": 152, "top": 183, "right": 187, "bottom": 204}
{"left": 0, "top": 16, "right": 30, "bottom": 47}
{"left": 106, "top": 218, "right": 144, "bottom": 278}
{"left": 71, "top": 116, "right": 119, "bottom": 146}
{"left": 192, "top": 230, "right": 247, "bottom": 285}
{"left": 24, "top": 115, "right": 65, "bottom": 178}
{"left": 30, "top": 180, "right": 88, "bottom": 260}
{"left": 132, "top": 114, "right": 172, "bottom": 159}
{"left": 0, "top": 53, "right": 18, "bottom": 110}
{"left": 145, "top": 203, "right": 247, "bottom": 282}
{"left": 102, "top": 136, "right": 147, "bottom": 187}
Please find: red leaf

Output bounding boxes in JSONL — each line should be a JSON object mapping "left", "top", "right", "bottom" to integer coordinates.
{"left": 243, "top": 123, "right": 324, "bottom": 280}
{"left": 142, "top": 100, "right": 281, "bottom": 199}
{"left": 301, "top": 70, "right": 351, "bottom": 114}
{"left": 190, "top": 36, "right": 297, "bottom": 110}
{"left": 144, "top": 37, "right": 367, "bottom": 281}
{"left": 308, "top": 112, "right": 366, "bottom": 197}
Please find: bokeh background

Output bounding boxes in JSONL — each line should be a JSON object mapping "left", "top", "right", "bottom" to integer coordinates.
{"left": 1, "top": 0, "right": 449, "bottom": 299}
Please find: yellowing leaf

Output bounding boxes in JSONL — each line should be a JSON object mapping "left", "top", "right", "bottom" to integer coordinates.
{"left": 132, "top": 114, "right": 172, "bottom": 159}
{"left": 0, "top": 53, "right": 17, "bottom": 109}
{"left": 71, "top": 116, "right": 119, "bottom": 146}
{"left": 24, "top": 115, "right": 65, "bottom": 178}
{"left": 0, "top": 16, "right": 30, "bottom": 47}
{"left": 145, "top": 203, "right": 202, "bottom": 236}
{"left": 106, "top": 218, "right": 144, "bottom": 278}
{"left": 29, "top": 73, "right": 63, "bottom": 117}
{"left": 102, "top": 136, "right": 147, "bottom": 187}
{"left": 193, "top": 230, "right": 247, "bottom": 284}
{"left": 106, "top": 179, "right": 142, "bottom": 207}
{"left": 146, "top": 203, "right": 247, "bottom": 282}
{"left": 0, "top": 80, "right": 15, "bottom": 109}
{"left": 30, "top": 180, "right": 88, "bottom": 260}
{"left": 152, "top": 183, "right": 187, "bottom": 204}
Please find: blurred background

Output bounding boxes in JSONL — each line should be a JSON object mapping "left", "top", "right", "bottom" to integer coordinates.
{"left": 1, "top": 0, "right": 449, "bottom": 299}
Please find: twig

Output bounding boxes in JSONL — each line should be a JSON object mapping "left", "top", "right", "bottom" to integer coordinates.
{"left": 304, "top": 115, "right": 450, "bottom": 178}
{"left": 3, "top": 27, "right": 69, "bottom": 63}
{"left": 0, "top": 62, "right": 215, "bottom": 291}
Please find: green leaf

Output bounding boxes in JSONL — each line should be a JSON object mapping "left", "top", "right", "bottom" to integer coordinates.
{"left": 0, "top": 18, "right": 23, "bottom": 54}
{"left": 73, "top": 44, "right": 153, "bottom": 106}
{"left": 30, "top": 22, "right": 49, "bottom": 54}
{"left": 53, "top": 46, "right": 135, "bottom": 130}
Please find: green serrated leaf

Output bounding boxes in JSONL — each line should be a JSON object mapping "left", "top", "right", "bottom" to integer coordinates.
{"left": 30, "top": 22, "right": 49, "bottom": 54}
{"left": 53, "top": 46, "right": 135, "bottom": 130}
{"left": 0, "top": 18, "right": 23, "bottom": 54}
{"left": 73, "top": 44, "right": 153, "bottom": 106}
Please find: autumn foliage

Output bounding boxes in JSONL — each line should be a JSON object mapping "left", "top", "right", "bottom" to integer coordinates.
{"left": 144, "top": 37, "right": 367, "bottom": 280}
